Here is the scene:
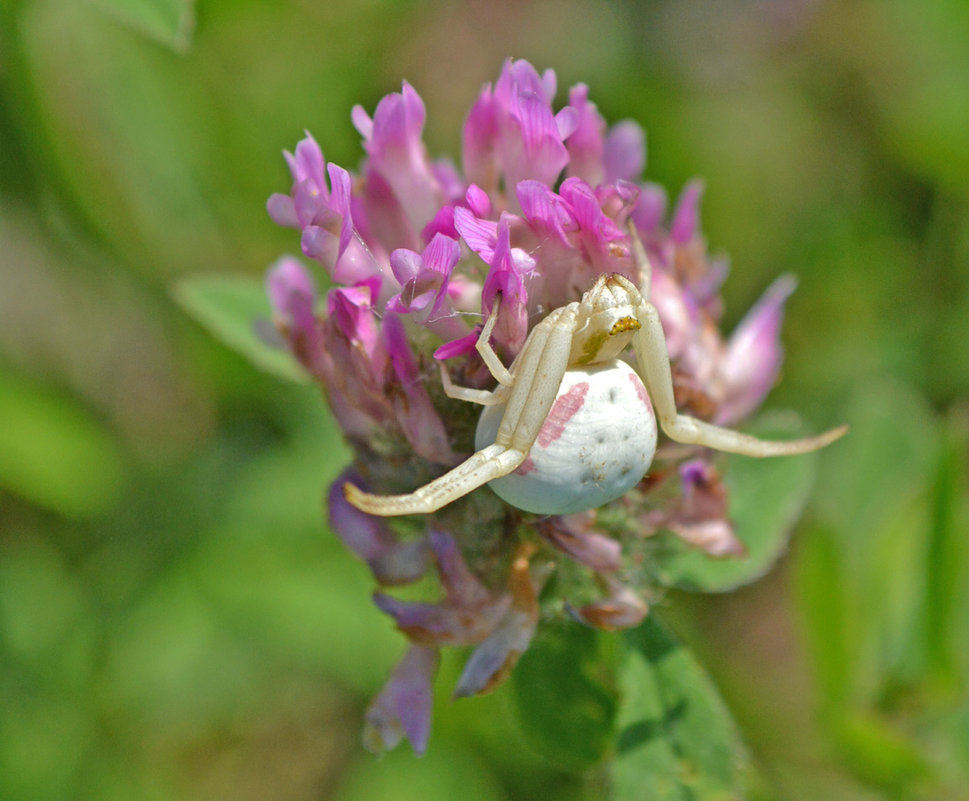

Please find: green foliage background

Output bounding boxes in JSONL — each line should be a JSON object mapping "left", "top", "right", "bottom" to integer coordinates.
{"left": 1, "top": 1, "right": 968, "bottom": 799}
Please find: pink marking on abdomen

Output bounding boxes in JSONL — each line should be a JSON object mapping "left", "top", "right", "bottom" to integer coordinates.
{"left": 514, "top": 456, "right": 537, "bottom": 476}
{"left": 628, "top": 371, "right": 652, "bottom": 410}
{"left": 537, "top": 381, "right": 589, "bottom": 448}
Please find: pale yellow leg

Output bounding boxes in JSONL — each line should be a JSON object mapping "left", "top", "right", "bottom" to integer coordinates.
{"left": 344, "top": 304, "right": 580, "bottom": 516}
{"left": 631, "top": 300, "right": 847, "bottom": 456}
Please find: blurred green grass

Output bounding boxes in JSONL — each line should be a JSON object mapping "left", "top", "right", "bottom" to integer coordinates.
{"left": 1, "top": 0, "right": 968, "bottom": 799}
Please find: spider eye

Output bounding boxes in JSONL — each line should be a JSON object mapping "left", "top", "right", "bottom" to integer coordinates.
{"left": 610, "top": 316, "right": 640, "bottom": 335}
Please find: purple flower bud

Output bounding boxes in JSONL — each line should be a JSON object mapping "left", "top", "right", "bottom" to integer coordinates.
{"left": 559, "top": 177, "right": 631, "bottom": 275}
{"left": 363, "top": 645, "right": 439, "bottom": 756}
{"left": 421, "top": 205, "right": 458, "bottom": 242}
{"left": 265, "top": 256, "right": 325, "bottom": 377}
{"left": 603, "top": 120, "right": 647, "bottom": 184}
{"left": 631, "top": 182, "right": 668, "bottom": 234}
{"left": 639, "top": 460, "right": 745, "bottom": 557}
{"left": 387, "top": 234, "right": 460, "bottom": 326}
{"left": 354, "top": 82, "right": 442, "bottom": 231}
{"left": 266, "top": 256, "right": 317, "bottom": 322}
{"left": 285, "top": 132, "right": 326, "bottom": 185}
{"left": 266, "top": 193, "right": 298, "bottom": 228}
{"left": 328, "top": 472, "right": 430, "bottom": 585}
{"left": 517, "top": 180, "right": 576, "bottom": 245}
{"left": 462, "top": 86, "right": 500, "bottom": 193}
{"left": 374, "top": 531, "right": 510, "bottom": 645}
{"left": 491, "top": 60, "right": 572, "bottom": 200}
{"left": 465, "top": 184, "right": 492, "bottom": 218}
{"left": 327, "top": 278, "right": 384, "bottom": 362}
{"left": 429, "top": 529, "right": 489, "bottom": 606}
{"left": 382, "top": 315, "right": 457, "bottom": 465}
{"left": 650, "top": 268, "right": 697, "bottom": 361}
{"left": 453, "top": 205, "right": 499, "bottom": 261}
{"left": 481, "top": 217, "right": 532, "bottom": 350}
{"left": 432, "top": 328, "right": 479, "bottom": 362}
{"left": 595, "top": 179, "right": 640, "bottom": 220}
{"left": 565, "top": 84, "right": 607, "bottom": 187}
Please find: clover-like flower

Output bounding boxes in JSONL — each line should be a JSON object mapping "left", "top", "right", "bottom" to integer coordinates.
{"left": 266, "top": 59, "right": 844, "bottom": 755}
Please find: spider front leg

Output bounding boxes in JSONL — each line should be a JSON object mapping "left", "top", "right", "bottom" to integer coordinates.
{"left": 344, "top": 304, "right": 580, "bottom": 516}
{"left": 631, "top": 299, "right": 848, "bottom": 456}
{"left": 438, "top": 294, "right": 515, "bottom": 408}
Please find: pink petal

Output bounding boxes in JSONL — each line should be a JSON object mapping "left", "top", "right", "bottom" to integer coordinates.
{"left": 717, "top": 275, "right": 795, "bottom": 424}
{"left": 670, "top": 180, "right": 704, "bottom": 245}
{"left": 603, "top": 120, "right": 647, "bottom": 183}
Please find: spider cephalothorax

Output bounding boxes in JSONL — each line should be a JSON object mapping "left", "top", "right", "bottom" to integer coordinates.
{"left": 344, "top": 243, "right": 847, "bottom": 519}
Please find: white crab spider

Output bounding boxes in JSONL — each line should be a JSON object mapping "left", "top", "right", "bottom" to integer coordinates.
{"left": 345, "top": 234, "right": 847, "bottom": 517}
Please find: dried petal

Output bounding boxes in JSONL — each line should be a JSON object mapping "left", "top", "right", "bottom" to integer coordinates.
{"left": 372, "top": 531, "right": 510, "bottom": 646}
{"left": 454, "top": 545, "right": 540, "bottom": 697}
{"left": 538, "top": 512, "right": 623, "bottom": 572}
{"left": 569, "top": 575, "right": 648, "bottom": 631}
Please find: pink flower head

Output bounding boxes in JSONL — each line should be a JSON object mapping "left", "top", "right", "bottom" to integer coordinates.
{"left": 265, "top": 60, "right": 816, "bottom": 754}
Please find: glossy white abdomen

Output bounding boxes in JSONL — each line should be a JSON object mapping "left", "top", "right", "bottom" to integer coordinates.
{"left": 475, "top": 360, "right": 657, "bottom": 515}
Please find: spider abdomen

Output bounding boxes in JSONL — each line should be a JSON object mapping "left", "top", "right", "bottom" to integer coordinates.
{"left": 475, "top": 360, "right": 657, "bottom": 515}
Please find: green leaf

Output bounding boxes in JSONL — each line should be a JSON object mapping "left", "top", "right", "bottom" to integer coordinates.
{"left": 173, "top": 274, "right": 309, "bottom": 384}
{"left": 332, "top": 743, "right": 505, "bottom": 801}
{"left": 654, "top": 412, "right": 820, "bottom": 592}
{"left": 612, "top": 616, "right": 748, "bottom": 801}
{"left": 812, "top": 380, "right": 938, "bottom": 539}
{"left": 918, "top": 405, "right": 969, "bottom": 686}
{"left": 511, "top": 620, "right": 618, "bottom": 771}
{"left": 794, "top": 382, "right": 943, "bottom": 707}
{"left": 84, "top": 0, "right": 196, "bottom": 52}
{"left": 830, "top": 711, "right": 932, "bottom": 790}
{"left": 0, "top": 366, "right": 124, "bottom": 517}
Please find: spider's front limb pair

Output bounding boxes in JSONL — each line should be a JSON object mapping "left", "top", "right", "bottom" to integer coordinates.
{"left": 343, "top": 286, "right": 848, "bottom": 518}
{"left": 630, "top": 297, "right": 849, "bottom": 457}
{"left": 343, "top": 299, "right": 579, "bottom": 517}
